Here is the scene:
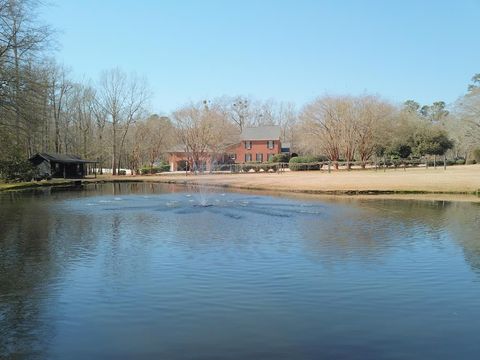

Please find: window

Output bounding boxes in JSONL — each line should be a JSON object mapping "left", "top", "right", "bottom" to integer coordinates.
{"left": 256, "top": 153, "right": 263, "bottom": 162}
{"left": 245, "top": 153, "right": 252, "bottom": 162}
{"left": 268, "top": 153, "right": 274, "bottom": 161}
{"left": 267, "top": 140, "right": 274, "bottom": 149}
{"left": 245, "top": 141, "right": 251, "bottom": 150}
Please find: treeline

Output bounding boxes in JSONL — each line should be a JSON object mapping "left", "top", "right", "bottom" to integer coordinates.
{"left": 296, "top": 83, "right": 480, "bottom": 167}
{"left": 1, "top": 0, "right": 479, "bottom": 179}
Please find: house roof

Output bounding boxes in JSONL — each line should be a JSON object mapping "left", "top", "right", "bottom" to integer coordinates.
{"left": 240, "top": 125, "right": 281, "bottom": 141}
{"left": 30, "top": 153, "right": 96, "bottom": 164}
{"left": 167, "top": 144, "right": 188, "bottom": 153}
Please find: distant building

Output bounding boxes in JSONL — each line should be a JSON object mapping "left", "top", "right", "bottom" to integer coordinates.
{"left": 168, "top": 125, "right": 289, "bottom": 172}
{"left": 29, "top": 153, "right": 97, "bottom": 179}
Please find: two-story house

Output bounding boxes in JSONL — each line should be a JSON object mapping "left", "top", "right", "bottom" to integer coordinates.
{"left": 168, "top": 125, "right": 286, "bottom": 171}
{"left": 233, "top": 125, "right": 282, "bottom": 163}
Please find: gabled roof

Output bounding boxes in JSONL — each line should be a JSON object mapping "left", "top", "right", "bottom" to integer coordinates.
{"left": 29, "top": 153, "right": 96, "bottom": 164}
{"left": 240, "top": 125, "right": 281, "bottom": 141}
{"left": 167, "top": 144, "right": 188, "bottom": 153}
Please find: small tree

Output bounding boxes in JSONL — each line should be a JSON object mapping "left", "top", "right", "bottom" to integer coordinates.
{"left": 386, "top": 142, "right": 412, "bottom": 159}
{"left": 0, "top": 156, "right": 36, "bottom": 182}
{"left": 414, "top": 129, "right": 454, "bottom": 167}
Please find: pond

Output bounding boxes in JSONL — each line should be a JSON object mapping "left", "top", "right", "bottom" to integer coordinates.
{"left": 1, "top": 183, "right": 480, "bottom": 359}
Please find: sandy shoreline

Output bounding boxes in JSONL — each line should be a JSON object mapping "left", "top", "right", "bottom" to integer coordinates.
{"left": 2, "top": 165, "right": 480, "bottom": 202}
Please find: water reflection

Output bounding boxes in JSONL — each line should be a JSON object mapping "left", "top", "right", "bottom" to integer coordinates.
{"left": 1, "top": 183, "right": 480, "bottom": 359}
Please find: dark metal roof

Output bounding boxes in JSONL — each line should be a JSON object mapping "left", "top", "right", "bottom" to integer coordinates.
{"left": 30, "top": 153, "right": 97, "bottom": 164}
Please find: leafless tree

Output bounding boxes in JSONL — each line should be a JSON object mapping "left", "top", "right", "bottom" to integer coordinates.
{"left": 143, "top": 114, "right": 174, "bottom": 173}
{"left": 97, "top": 68, "right": 150, "bottom": 174}
{"left": 47, "top": 62, "right": 72, "bottom": 152}
{"left": 355, "top": 96, "right": 394, "bottom": 167}
{"left": 173, "top": 101, "right": 237, "bottom": 173}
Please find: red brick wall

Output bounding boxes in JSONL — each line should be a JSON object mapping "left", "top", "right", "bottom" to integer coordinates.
{"left": 234, "top": 140, "right": 281, "bottom": 163}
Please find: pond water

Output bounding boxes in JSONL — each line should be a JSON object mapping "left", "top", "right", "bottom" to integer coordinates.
{"left": 1, "top": 183, "right": 480, "bottom": 359}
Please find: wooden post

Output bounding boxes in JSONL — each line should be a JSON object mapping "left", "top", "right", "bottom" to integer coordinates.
{"left": 328, "top": 161, "right": 331, "bottom": 173}
{"left": 444, "top": 155, "right": 447, "bottom": 170}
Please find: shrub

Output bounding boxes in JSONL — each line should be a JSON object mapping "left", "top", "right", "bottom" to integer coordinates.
{"left": 140, "top": 163, "right": 170, "bottom": 174}
{"left": 269, "top": 153, "right": 290, "bottom": 163}
{"left": 0, "top": 158, "right": 37, "bottom": 182}
{"left": 425, "top": 159, "right": 454, "bottom": 167}
{"left": 386, "top": 143, "right": 412, "bottom": 159}
{"left": 466, "top": 159, "right": 477, "bottom": 165}
{"left": 288, "top": 156, "right": 326, "bottom": 171}
{"left": 241, "top": 163, "right": 255, "bottom": 172}
{"left": 455, "top": 159, "right": 466, "bottom": 165}
{"left": 260, "top": 163, "right": 278, "bottom": 172}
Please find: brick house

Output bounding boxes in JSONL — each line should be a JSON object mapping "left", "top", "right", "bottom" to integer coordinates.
{"left": 234, "top": 125, "right": 282, "bottom": 163}
{"left": 168, "top": 125, "right": 286, "bottom": 171}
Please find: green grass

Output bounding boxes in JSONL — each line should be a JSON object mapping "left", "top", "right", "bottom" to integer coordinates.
{"left": 0, "top": 180, "right": 76, "bottom": 191}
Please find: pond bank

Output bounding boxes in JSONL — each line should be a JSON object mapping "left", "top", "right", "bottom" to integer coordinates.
{"left": 2, "top": 165, "right": 479, "bottom": 202}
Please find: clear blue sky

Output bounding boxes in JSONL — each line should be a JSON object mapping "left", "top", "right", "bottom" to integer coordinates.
{"left": 42, "top": 0, "right": 480, "bottom": 114}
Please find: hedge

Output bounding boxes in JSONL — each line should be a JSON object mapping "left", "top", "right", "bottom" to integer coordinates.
{"left": 269, "top": 153, "right": 290, "bottom": 163}
{"left": 288, "top": 156, "right": 327, "bottom": 171}
{"left": 140, "top": 164, "right": 170, "bottom": 174}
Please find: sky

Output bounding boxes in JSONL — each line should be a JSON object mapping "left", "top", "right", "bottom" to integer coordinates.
{"left": 41, "top": 0, "right": 480, "bottom": 115}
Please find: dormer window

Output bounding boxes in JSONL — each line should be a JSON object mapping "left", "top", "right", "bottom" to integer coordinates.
{"left": 245, "top": 141, "right": 252, "bottom": 150}
{"left": 267, "top": 140, "right": 274, "bottom": 149}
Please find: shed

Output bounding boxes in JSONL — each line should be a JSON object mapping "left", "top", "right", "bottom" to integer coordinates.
{"left": 29, "top": 153, "right": 97, "bottom": 179}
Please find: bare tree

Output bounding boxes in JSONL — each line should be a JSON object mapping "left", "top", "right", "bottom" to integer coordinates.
{"left": 355, "top": 96, "right": 394, "bottom": 167}
{"left": 47, "top": 62, "right": 72, "bottom": 152}
{"left": 143, "top": 115, "right": 174, "bottom": 173}
{"left": 0, "top": 0, "right": 52, "bottom": 149}
{"left": 68, "top": 83, "right": 96, "bottom": 158}
{"left": 228, "top": 96, "right": 250, "bottom": 131}
{"left": 97, "top": 68, "right": 150, "bottom": 175}
{"left": 299, "top": 96, "right": 348, "bottom": 168}
{"left": 173, "top": 101, "right": 236, "bottom": 173}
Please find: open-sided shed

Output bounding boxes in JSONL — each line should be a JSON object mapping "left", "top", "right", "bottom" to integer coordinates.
{"left": 29, "top": 153, "right": 97, "bottom": 179}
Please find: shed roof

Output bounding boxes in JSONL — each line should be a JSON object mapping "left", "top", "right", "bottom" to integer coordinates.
{"left": 30, "top": 153, "right": 96, "bottom": 164}
{"left": 240, "top": 125, "right": 281, "bottom": 141}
